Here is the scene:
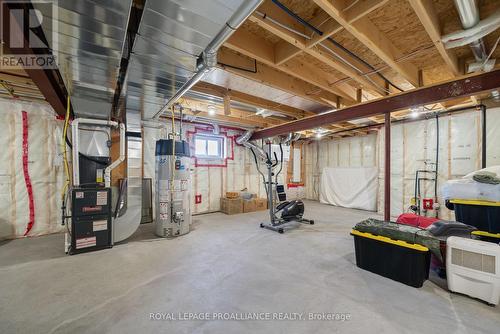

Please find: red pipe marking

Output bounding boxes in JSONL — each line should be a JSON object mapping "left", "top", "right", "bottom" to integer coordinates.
{"left": 22, "top": 111, "right": 35, "bottom": 236}
{"left": 186, "top": 127, "right": 237, "bottom": 168}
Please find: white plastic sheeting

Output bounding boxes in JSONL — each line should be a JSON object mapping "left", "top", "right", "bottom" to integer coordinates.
{"left": 320, "top": 167, "right": 378, "bottom": 211}
{"left": 487, "top": 107, "right": 500, "bottom": 166}
{"left": 0, "top": 98, "right": 64, "bottom": 240}
{"left": 305, "top": 107, "right": 500, "bottom": 220}
{"left": 304, "top": 134, "right": 377, "bottom": 199}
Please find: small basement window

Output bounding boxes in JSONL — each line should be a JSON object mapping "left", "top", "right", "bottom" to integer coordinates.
{"left": 194, "top": 134, "right": 225, "bottom": 159}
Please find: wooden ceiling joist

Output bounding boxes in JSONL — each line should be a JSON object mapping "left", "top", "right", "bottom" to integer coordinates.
{"left": 273, "top": 0, "right": 386, "bottom": 64}
{"left": 313, "top": 0, "right": 420, "bottom": 87}
{"left": 225, "top": 28, "right": 355, "bottom": 103}
{"left": 218, "top": 47, "right": 340, "bottom": 107}
{"left": 248, "top": 2, "right": 388, "bottom": 97}
{"left": 192, "top": 81, "right": 311, "bottom": 119}
{"left": 408, "top": 0, "right": 462, "bottom": 77}
{"left": 179, "top": 97, "right": 281, "bottom": 128}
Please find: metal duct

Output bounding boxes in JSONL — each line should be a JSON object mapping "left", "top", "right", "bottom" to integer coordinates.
{"left": 284, "top": 133, "right": 294, "bottom": 145}
{"left": 126, "top": 0, "right": 264, "bottom": 120}
{"left": 236, "top": 130, "right": 267, "bottom": 159}
{"left": 113, "top": 92, "right": 143, "bottom": 243}
{"left": 152, "top": 0, "right": 264, "bottom": 118}
{"left": 452, "top": 0, "right": 491, "bottom": 69}
{"left": 442, "top": 9, "right": 500, "bottom": 49}
{"left": 33, "top": 0, "right": 133, "bottom": 118}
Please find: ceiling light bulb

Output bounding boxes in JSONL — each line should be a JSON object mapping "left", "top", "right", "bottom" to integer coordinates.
{"left": 316, "top": 133, "right": 322, "bottom": 139}
{"left": 411, "top": 110, "right": 419, "bottom": 118}
{"left": 208, "top": 105, "right": 216, "bottom": 116}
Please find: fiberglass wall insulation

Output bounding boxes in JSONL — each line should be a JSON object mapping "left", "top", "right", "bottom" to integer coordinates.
{"left": 305, "top": 107, "right": 500, "bottom": 220}
{"left": 0, "top": 98, "right": 65, "bottom": 240}
{"left": 0, "top": 104, "right": 288, "bottom": 239}
{"left": 143, "top": 123, "right": 287, "bottom": 217}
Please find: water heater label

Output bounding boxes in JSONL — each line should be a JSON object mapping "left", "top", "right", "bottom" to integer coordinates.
{"left": 96, "top": 191, "right": 108, "bottom": 205}
{"left": 75, "top": 192, "right": 84, "bottom": 199}
{"left": 159, "top": 202, "right": 169, "bottom": 213}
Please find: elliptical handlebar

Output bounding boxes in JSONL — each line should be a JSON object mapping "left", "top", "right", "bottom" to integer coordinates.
{"left": 272, "top": 152, "right": 279, "bottom": 168}
{"left": 250, "top": 147, "right": 268, "bottom": 194}
{"left": 275, "top": 142, "right": 284, "bottom": 185}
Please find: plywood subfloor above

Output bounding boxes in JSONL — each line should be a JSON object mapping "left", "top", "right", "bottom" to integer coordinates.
{"left": 274, "top": 0, "right": 323, "bottom": 22}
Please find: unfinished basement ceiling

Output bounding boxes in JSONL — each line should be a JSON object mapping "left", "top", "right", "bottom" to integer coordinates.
{"left": 202, "top": 68, "right": 331, "bottom": 114}
{"left": 127, "top": 0, "right": 250, "bottom": 120}
{"left": 33, "top": 0, "right": 132, "bottom": 119}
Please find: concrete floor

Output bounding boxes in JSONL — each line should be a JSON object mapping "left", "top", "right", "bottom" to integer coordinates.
{"left": 0, "top": 201, "right": 499, "bottom": 334}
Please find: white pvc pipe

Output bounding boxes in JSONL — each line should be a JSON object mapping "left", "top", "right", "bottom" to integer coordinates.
{"left": 104, "top": 123, "right": 125, "bottom": 187}
{"left": 71, "top": 118, "right": 120, "bottom": 187}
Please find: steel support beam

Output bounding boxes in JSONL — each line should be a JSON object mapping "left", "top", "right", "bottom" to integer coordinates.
{"left": 384, "top": 113, "right": 391, "bottom": 221}
{"left": 1, "top": 0, "right": 69, "bottom": 116}
{"left": 481, "top": 105, "right": 487, "bottom": 168}
{"left": 250, "top": 69, "right": 500, "bottom": 140}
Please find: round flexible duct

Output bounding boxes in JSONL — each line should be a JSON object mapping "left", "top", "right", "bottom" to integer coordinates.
{"left": 236, "top": 130, "right": 267, "bottom": 160}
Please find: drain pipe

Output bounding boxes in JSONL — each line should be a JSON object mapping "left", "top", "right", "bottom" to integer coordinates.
{"left": 104, "top": 123, "right": 125, "bottom": 188}
{"left": 153, "top": 0, "right": 264, "bottom": 118}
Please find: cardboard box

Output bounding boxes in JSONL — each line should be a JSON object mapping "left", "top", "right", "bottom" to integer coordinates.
{"left": 220, "top": 198, "right": 243, "bottom": 215}
{"left": 226, "top": 192, "right": 240, "bottom": 199}
{"left": 254, "top": 198, "right": 268, "bottom": 211}
{"left": 243, "top": 199, "right": 256, "bottom": 213}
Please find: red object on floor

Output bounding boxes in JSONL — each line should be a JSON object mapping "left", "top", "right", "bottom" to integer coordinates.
{"left": 396, "top": 213, "right": 438, "bottom": 229}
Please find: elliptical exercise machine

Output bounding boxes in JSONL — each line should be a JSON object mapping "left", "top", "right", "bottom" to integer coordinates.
{"left": 250, "top": 140, "right": 314, "bottom": 234}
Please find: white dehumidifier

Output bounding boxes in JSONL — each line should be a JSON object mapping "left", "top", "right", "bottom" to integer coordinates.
{"left": 446, "top": 236, "right": 500, "bottom": 305}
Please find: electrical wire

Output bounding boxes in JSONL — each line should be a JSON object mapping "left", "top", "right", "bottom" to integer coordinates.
{"left": 217, "top": 59, "right": 258, "bottom": 73}
{"left": 255, "top": 11, "right": 312, "bottom": 39}
{"left": 61, "top": 94, "right": 71, "bottom": 200}
{"left": 319, "top": 43, "right": 393, "bottom": 94}
{"left": 268, "top": 0, "right": 405, "bottom": 92}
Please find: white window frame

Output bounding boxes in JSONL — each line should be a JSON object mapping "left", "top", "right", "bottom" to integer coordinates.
{"left": 194, "top": 134, "right": 226, "bottom": 159}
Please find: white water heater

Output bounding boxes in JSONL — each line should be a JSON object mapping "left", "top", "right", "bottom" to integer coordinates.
{"left": 155, "top": 139, "right": 192, "bottom": 238}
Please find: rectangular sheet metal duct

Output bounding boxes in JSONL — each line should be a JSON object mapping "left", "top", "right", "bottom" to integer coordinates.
{"left": 250, "top": 69, "right": 500, "bottom": 140}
